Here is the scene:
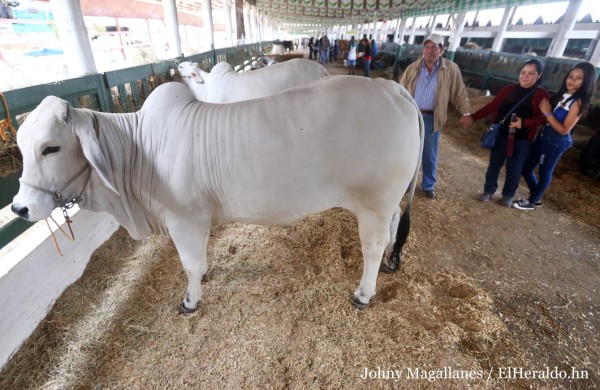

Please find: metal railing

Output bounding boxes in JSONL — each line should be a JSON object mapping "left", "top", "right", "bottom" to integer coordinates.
{"left": 0, "top": 42, "right": 273, "bottom": 249}
{"left": 394, "top": 44, "right": 600, "bottom": 99}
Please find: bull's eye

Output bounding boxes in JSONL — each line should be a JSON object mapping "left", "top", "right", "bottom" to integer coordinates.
{"left": 42, "top": 146, "right": 60, "bottom": 156}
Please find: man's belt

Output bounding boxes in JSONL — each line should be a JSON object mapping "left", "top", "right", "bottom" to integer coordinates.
{"left": 419, "top": 109, "right": 434, "bottom": 115}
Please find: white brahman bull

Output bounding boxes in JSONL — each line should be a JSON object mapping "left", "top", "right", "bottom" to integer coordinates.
{"left": 11, "top": 77, "right": 423, "bottom": 313}
{"left": 177, "top": 58, "right": 329, "bottom": 103}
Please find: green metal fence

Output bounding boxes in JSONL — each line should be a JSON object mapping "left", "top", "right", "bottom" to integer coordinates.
{"left": 396, "top": 44, "right": 600, "bottom": 99}
{"left": 0, "top": 42, "right": 273, "bottom": 249}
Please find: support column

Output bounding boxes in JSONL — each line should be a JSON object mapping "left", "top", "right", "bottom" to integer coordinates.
{"left": 202, "top": 0, "right": 215, "bottom": 51}
{"left": 428, "top": 14, "right": 438, "bottom": 35}
{"left": 407, "top": 18, "right": 417, "bottom": 44}
{"left": 224, "top": 0, "right": 234, "bottom": 47}
{"left": 256, "top": 10, "right": 262, "bottom": 43}
{"left": 588, "top": 32, "right": 600, "bottom": 70}
{"left": 380, "top": 19, "right": 390, "bottom": 42}
{"left": 547, "top": 0, "right": 583, "bottom": 58}
{"left": 243, "top": 2, "right": 251, "bottom": 42}
{"left": 236, "top": 0, "right": 245, "bottom": 44}
{"left": 491, "top": 7, "right": 514, "bottom": 52}
{"left": 48, "top": 0, "right": 97, "bottom": 76}
{"left": 162, "top": 0, "right": 182, "bottom": 57}
{"left": 115, "top": 17, "right": 127, "bottom": 61}
{"left": 249, "top": 4, "right": 256, "bottom": 42}
{"left": 370, "top": 13, "right": 377, "bottom": 40}
{"left": 447, "top": 12, "right": 467, "bottom": 60}
{"left": 394, "top": 17, "right": 407, "bottom": 44}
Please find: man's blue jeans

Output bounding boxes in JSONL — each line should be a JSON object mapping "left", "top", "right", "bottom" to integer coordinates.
{"left": 421, "top": 114, "right": 441, "bottom": 191}
{"left": 484, "top": 137, "right": 532, "bottom": 198}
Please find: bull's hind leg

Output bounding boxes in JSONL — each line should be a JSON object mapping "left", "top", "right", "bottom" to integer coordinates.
{"left": 384, "top": 207, "right": 400, "bottom": 258}
{"left": 352, "top": 209, "right": 394, "bottom": 309}
{"left": 167, "top": 215, "right": 212, "bottom": 314}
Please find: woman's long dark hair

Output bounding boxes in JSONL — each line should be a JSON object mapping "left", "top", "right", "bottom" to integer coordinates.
{"left": 550, "top": 62, "right": 597, "bottom": 116}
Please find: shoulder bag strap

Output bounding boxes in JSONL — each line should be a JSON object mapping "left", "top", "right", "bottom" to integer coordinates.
{"left": 499, "top": 87, "right": 538, "bottom": 124}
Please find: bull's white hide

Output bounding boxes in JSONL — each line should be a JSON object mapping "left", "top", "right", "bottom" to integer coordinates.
{"left": 177, "top": 58, "right": 329, "bottom": 103}
{"left": 12, "top": 77, "right": 422, "bottom": 311}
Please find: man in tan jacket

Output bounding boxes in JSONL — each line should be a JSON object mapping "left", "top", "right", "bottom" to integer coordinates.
{"left": 400, "top": 33, "right": 472, "bottom": 199}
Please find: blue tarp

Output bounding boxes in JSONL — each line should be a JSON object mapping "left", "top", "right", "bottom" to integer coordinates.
{"left": 24, "top": 48, "right": 63, "bottom": 56}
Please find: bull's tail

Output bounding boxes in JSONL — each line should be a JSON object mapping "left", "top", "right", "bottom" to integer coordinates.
{"left": 384, "top": 91, "right": 425, "bottom": 272}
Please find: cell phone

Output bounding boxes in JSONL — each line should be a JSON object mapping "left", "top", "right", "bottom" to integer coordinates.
{"left": 511, "top": 113, "right": 518, "bottom": 122}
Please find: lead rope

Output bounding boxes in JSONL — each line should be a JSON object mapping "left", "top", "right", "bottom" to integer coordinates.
{"left": 45, "top": 211, "right": 75, "bottom": 257}
{"left": 41, "top": 164, "right": 91, "bottom": 256}
{"left": 0, "top": 92, "right": 17, "bottom": 143}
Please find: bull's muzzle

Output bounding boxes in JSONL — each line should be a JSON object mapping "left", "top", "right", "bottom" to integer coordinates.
{"left": 11, "top": 203, "right": 29, "bottom": 220}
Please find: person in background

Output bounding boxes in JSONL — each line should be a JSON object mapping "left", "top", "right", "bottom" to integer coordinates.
{"left": 308, "top": 37, "right": 315, "bottom": 60}
{"left": 371, "top": 38, "right": 378, "bottom": 70}
{"left": 315, "top": 37, "right": 322, "bottom": 62}
{"left": 1, "top": 1, "right": 18, "bottom": 19}
{"left": 362, "top": 39, "right": 372, "bottom": 77}
{"left": 468, "top": 59, "right": 550, "bottom": 207}
{"left": 347, "top": 36, "right": 357, "bottom": 75}
{"left": 333, "top": 39, "right": 340, "bottom": 63}
{"left": 320, "top": 34, "right": 331, "bottom": 65}
{"left": 399, "top": 33, "right": 472, "bottom": 199}
{"left": 514, "top": 61, "right": 597, "bottom": 210}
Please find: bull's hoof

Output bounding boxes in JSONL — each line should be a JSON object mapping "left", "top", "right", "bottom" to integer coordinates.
{"left": 379, "top": 254, "right": 401, "bottom": 274}
{"left": 379, "top": 262, "right": 397, "bottom": 274}
{"left": 352, "top": 296, "right": 369, "bottom": 310}
{"left": 179, "top": 301, "right": 197, "bottom": 315}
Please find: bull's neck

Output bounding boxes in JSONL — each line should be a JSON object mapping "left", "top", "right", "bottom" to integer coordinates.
{"left": 81, "top": 110, "right": 160, "bottom": 239}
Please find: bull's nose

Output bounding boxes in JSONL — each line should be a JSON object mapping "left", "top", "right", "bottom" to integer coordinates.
{"left": 11, "top": 204, "right": 29, "bottom": 219}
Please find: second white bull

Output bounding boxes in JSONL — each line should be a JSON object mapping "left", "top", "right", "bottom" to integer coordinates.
{"left": 177, "top": 58, "right": 329, "bottom": 103}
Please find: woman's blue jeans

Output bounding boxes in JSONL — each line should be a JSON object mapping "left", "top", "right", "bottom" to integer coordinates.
{"left": 522, "top": 130, "right": 572, "bottom": 203}
{"left": 484, "top": 137, "right": 532, "bottom": 198}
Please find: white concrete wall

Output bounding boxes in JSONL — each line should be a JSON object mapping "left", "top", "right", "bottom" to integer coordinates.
{"left": 0, "top": 206, "right": 118, "bottom": 369}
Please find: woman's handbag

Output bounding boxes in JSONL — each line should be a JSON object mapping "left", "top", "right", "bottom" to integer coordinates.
{"left": 480, "top": 87, "right": 537, "bottom": 149}
{"left": 480, "top": 122, "right": 501, "bottom": 149}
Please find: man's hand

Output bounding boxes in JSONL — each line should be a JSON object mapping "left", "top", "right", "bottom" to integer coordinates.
{"left": 460, "top": 114, "right": 473, "bottom": 128}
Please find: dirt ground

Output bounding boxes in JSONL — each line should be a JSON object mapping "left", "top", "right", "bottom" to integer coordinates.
{"left": 0, "top": 56, "right": 598, "bottom": 389}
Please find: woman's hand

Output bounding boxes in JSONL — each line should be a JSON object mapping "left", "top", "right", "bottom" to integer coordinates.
{"left": 539, "top": 98, "right": 552, "bottom": 116}
{"left": 509, "top": 116, "right": 522, "bottom": 129}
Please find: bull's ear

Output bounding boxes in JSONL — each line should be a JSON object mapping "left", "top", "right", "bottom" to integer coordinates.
{"left": 74, "top": 117, "right": 120, "bottom": 196}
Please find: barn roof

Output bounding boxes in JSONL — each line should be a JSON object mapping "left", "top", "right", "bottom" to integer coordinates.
{"left": 77, "top": 0, "right": 565, "bottom": 28}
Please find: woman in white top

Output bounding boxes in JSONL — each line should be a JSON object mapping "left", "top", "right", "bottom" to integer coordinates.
{"left": 347, "top": 36, "right": 357, "bottom": 75}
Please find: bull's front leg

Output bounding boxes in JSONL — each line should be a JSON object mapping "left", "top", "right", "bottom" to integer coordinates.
{"left": 167, "top": 214, "right": 212, "bottom": 314}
